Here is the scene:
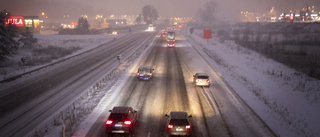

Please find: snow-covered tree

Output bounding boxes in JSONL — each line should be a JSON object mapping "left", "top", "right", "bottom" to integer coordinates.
{"left": 18, "top": 27, "right": 38, "bottom": 49}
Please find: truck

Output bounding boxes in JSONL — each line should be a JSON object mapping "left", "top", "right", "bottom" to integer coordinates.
{"left": 167, "top": 31, "right": 175, "bottom": 47}
{"left": 167, "top": 31, "right": 175, "bottom": 41}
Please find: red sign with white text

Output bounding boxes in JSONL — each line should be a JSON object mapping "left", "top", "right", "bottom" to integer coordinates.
{"left": 5, "top": 16, "right": 24, "bottom": 27}
{"left": 203, "top": 30, "right": 212, "bottom": 39}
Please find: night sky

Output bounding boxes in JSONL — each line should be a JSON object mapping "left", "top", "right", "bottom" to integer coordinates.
{"left": 0, "top": 0, "right": 319, "bottom": 20}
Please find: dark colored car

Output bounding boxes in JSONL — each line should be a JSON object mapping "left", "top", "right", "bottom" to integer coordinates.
{"left": 105, "top": 106, "right": 137, "bottom": 136}
{"left": 193, "top": 73, "right": 210, "bottom": 87}
{"left": 165, "top": 111, "right": 192, "bottom": 136}
{"left": 137, "top": 66, "right": 154, "bottom": 80}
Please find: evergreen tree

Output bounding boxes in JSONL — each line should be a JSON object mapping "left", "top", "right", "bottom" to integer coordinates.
{"left": 77, "top": 17, "right": 90, "bottom": 34}
{"left": 0, "top": 10, "right": 19, "bottom": 61}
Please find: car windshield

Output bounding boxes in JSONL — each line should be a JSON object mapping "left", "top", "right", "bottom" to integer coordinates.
{"left": 109, "top": 114, "right": 128, "bottom": 120}
{"left": 139, "top": 69, "right": 150, "bottom": 73}
{"left": 197, "top": 76, "right": 208, "bottom": 79}
{"left": 170, "top": 119, "right": 189, "bottom": 125}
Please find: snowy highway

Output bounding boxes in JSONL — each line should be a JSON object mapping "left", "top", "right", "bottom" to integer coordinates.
{"left": 82, "top": 31, "right": 276, "bottom": 137}
{"left": 0, "top": 28, "right": 285, "bottom": 137}
{"left": 0, "top": 30, "right": 157, "bottom": 137}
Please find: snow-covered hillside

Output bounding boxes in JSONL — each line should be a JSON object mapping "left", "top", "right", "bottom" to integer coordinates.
{"left": 182, "top": 28, "right": 320, "bottom": 137}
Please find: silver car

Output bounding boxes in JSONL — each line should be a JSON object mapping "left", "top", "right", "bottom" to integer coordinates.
{"left": 165, "top": 111, "right": 192, "bottom": 136}
{"left": 137, "top": 66, "right": 154, "bottom": 80}
{"left": 193, "top": 73, "right": 210, "bottom": 87}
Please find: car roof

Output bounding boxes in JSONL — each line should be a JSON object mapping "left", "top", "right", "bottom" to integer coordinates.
{"left": 195, "top": 73, "right": 209, "bottom": 76}
{"left": 170, "top": 111, "right": 188, "bottom": 119}
{"left": 196, "top": 73, "right": 209, "bottom": 76}
{"left": 111, "top": 106, "right": 132, "bottom": 114}
{"left": 139, "top": 66, "right": 152, "bottom": 70}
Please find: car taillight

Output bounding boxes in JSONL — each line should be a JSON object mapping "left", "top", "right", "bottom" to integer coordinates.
{"left": 124, "top": 120, "right": 132, "bottom": 125}
{"left": 207, "top": 79, "right": 210, "bottom": 83}
{"left": 185, "top": 125, "right": 191, "bottom": 129}
{"left": 137, "top": 72, "right": 139, "bottom": 76}
{"left": 167, "top": 44, "right": 169, "bottom": 46}
{"left": 168, "top": 124, "right": 173, "bottom": 129}
{"left": 195, "top": 79, "right": 199, "bottom": 83}
{"left": 106, "top": 120, "right": 113, "bottom": 125}
{"left": 173, "top": 44, "right": 175, "bottom": 46}
{"left": 149, "top": 73, "right": 152, "bottom": 76}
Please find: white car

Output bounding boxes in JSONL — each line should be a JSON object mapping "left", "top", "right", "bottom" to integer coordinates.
{"left": 193, "top": 73, "right": 210, "bottom": 87}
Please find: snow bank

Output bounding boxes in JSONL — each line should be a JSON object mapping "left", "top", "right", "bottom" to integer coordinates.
{"left": 182, "top": 28, "right": 320, "bottom": 137}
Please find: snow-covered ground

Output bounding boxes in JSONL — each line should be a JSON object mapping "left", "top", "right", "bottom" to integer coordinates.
{"left": 0, "top": 31, "right": 127, "bottom": 81}
{"left": 182, "top": 28, "right": 320, "bottom": 137}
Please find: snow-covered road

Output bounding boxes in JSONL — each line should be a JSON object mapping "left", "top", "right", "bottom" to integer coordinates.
{"left": 73, "top": 29, "right": 275, "bottom": 137}
{"left": 0, "top": 29, "right": 158, "bottom": 137}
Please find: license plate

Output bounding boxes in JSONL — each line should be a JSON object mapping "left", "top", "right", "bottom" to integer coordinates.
{"left": 176, "top": 128, "right": 183, "bottom": 131}
{"left": 114, "top": 124, "right": 122, "bottom": 127}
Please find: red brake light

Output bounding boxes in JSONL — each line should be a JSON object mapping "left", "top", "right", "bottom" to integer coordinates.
{"left": 150, "top": 73, "right": 152, "bottom": 76}
{"left": 106, "top": 120, "right": 113, "bottom": 125}
{"left": 137, "top": 72, "right": 139, "bottom": 76}
{"left": 185, "top": 125, "right": 191, "bottom": 129}
{"left": 124, "top": 120, "right": 132, "bottom": 125}
{"left": 207, "top": 79, "right": 210, "bottom": 83}
{"left": 195, "top": 79, "right": 199, "bottom": 83}
{"left": 168, "top": 124, "right": 173, "bottom": 129}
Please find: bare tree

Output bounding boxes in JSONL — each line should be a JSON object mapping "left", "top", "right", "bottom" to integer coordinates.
{"left": 142, "top": 5, "right": 158, "bottom": 24}
{"left": 197, "top": 1, "right": 218, "bottom": 29}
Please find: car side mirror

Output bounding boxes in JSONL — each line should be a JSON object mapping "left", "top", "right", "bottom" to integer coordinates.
{"left": 134, "top": 110, "right": 137, "bottom": 113}
{"left": 193, "top": 75, "right": 195, "bottom": 77}
{"left": 188, "top": 115, "right": 192, "bottom": 118}
{"left": 165, "top": 114, "right": 169, "bottom": 117}
{"left": 109, "top": 110, "right": 112, "bottom": 112}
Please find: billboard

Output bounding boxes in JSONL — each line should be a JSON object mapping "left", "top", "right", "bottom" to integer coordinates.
{"left": 203, "top": 30, "right": 212, "bottom": 39}
{"left": 5, "top": 16, "right": 24, "bottom": 27}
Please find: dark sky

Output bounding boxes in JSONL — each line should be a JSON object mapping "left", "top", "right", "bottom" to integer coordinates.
{"left": 1, "top": 0, "right": 319, "bottom": 21}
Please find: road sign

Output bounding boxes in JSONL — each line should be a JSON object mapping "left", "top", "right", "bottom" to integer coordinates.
{"left": 203, "top": 30, "right": 212, "bottom": 39}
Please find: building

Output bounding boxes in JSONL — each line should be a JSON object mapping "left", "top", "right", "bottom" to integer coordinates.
{"left": 4, "top": 16, "right": 40, "bottom": 33}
